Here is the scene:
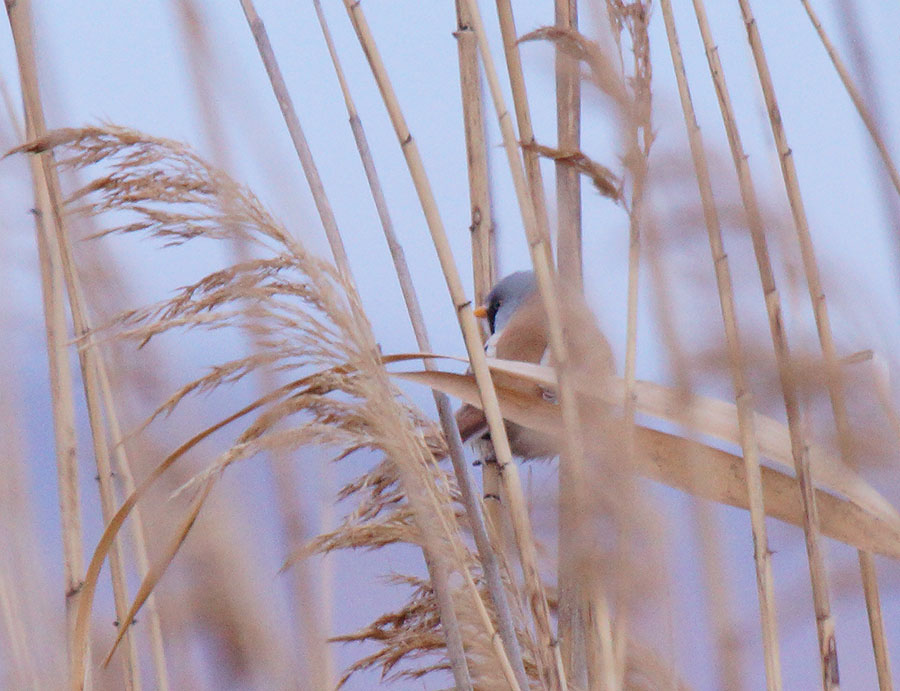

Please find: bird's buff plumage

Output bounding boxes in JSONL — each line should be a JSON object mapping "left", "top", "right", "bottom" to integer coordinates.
{"left": 456, "top": 271, "right": 615, "bottom": 459}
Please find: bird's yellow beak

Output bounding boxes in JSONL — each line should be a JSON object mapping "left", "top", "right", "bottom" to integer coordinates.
{"left": 473, "top": 305, "right": 488, "bottom": 318}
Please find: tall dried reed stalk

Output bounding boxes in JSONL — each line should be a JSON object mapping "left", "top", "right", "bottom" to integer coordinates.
{"left": 735, "top": 2, "right": 890, "bottom": 684}
{"left": 313, "top": 0, "right": 527, "bottom": 686}
{"left": 6, "top": 2, "right": 166, "bottom": 688}
{"left": 448, "top": 9, "right": 522, "bottom": 685}
{"left": 553, "top": 0, "right": 588, "bottom": 678}
{"left": 5, "top": 3, "right": 85, "bottom": 681}
{"left": 799, "top": 0, "right": 900, "bottom": 202}
{"left": 658, "top": 1, "right": 782, "bottom": 686}
{"left": 691, "top": 0, "right": 838, "bottom": 684}
{"left": 340, "top": 2, "right": 569, "bottom": 686}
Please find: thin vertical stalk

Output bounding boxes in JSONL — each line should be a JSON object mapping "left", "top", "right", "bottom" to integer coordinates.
{"left": 91, "top": 348, "right": 169, "bottom": 691}
{"left": 450, "top": 1, "right": 533, "bottom": 686}
{"left": 555, "top": 0, "right": 583, "bottom": 289}
{"left": 6, "top": 69, "right": 169, "bottom": 691}
{"left": 859, "top": 549, "right": 893, "bottom": 691}
{"left": 658, "top": 1, "right": 782, "bottom": 687}
{"left": 9, "top": 102, "right": 85, "bottom": 689}
{"left": 821, "top": 9, "right": 900, "bottom": 675}
{"left": 691, "top": 0, "right": 838, "bottom": 686}
{"left": 450, "top": 7, "right": 513, "bottom": 673}
{"left": 7, "top": 2, "right": 142, "bottom": 688}
{"left": 453, "top": 14, "right": 512, "bottom": 672}
{"left": 738, "top": 1, "right": 893, "bottom": 687}
{"left": 238, "top": 2, "right": 474, "bottom": 688}
{"left": 494, "top": 0, "right": 555, "bottom": 265}
{"left": 237, "top": 0, "right": 352, "bottom": 283}
{"left": 2, "top": 17, "right": 85, "bottom": 689}
{"left": 458, "top": 2, "right": 612, "bottom": 689}
{"left": 26, "top": 147, "right": 92, "bottom": 691}
{"left": 340, "top": 2, "right": 564, "bottom": 686}
{"left": 554, "top": 0, "right": 586, "bottom": 683}
{"left": 313, "top": 1, "right": 528, "bottom": 687}
{"left": 455, "top": 0, "right": 496, "bottom": 308}
{"left": 621, "top": 177, "right": 639, "bottom": 441}
{"left": 44, "top": 178, "right": 143, "bottom": 691}
{"left": 453, "top": 9, "right": 528, "bottom": 685}
{"left": 800, "top": 0, "right": 900, "bottom": 200}
{"left": 608, "top": 9, "right": 653, "bottom": 686}
{"left": 786, "top": 15, "right": 900, "bottom": 674}
{"left": 828, "top": 0, "right": 900, "bottom": 296}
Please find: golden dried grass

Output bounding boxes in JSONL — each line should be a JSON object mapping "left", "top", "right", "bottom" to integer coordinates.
{"left": 4, "top": 1, "right": 900, "bottom": 690}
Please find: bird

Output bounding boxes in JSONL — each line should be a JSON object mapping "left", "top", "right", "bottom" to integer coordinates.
{"left": 455, "top": 270, "right": 615, "bottom": 459}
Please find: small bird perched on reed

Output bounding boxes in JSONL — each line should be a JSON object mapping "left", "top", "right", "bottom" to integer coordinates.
{"left": 455, "top": 270, "right": 615, "bottom": 459}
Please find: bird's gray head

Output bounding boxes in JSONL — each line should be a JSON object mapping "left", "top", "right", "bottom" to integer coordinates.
{"left": 483, "top": 271, "right": 536, "bottom": 335}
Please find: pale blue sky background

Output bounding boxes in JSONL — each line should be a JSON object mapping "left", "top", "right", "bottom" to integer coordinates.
{"left": 2, "top": 0, "right": 900, "bottom": 689}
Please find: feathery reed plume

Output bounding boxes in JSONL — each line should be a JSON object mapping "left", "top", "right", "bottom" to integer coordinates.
{"left": 312, "top": 0, "right": 530, "bottom": 685}
{"left": 239, "top": 2, "right": 480, "bottom": 684}
{"left": 173, "top": 2, "right": 335, "bottom": 681}
{"left": 328, "top": 573, "right": 535, "bottom": 690}
{"left": 15, "top": 125, "right": 522, "bottom": 689}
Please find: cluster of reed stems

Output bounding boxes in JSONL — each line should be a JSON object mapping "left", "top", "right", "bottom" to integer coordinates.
{"left": 2, "top": 0, "right": 900, "bottom": 689}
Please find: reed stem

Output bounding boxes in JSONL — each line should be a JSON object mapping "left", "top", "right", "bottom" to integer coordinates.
{"left": 314, "top": 0, "right": 528, "bottom": 686}
{"left": 658, "top": 1, "right": 783, "bottom": 686}
{"left": 738, "top": 1, "right": 895, "bottom": 686}
{"left": 494, "top": 0, "right": 555, "bottom": 264}
{"left": 692, "top": 0, "right": 838, "bottom": 685}
{"left": 800, "top": 0, "right": 900, "bottom": 201}
{"left": 8, "top": 3, "right": 144, "bottom": 687}
{"left": 239, "top": 2, "right": 478, "bottom": 688}
{"left": 341, "top": 0, "right": 564, "bottom": 685}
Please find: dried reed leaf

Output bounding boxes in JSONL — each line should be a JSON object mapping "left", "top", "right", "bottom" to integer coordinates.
{"left": 103, "top": 479, "right": 215, "bottom": 665}
{"left": 493, "top": 360, "right": 897, "bottom": 526}
{"left": 386, "top": 353, "right": 899, "bottom": 527}
{"left": 394, "top": 369, "right": 900, "bottom": 557}
{"left": 523, "top": 141, "right": 621, "bottom": 199}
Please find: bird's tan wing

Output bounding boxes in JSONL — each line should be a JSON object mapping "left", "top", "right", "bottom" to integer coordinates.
{"left": 494, "top": 291, "right": 549, "bottom": 364}
{"left": 455, "top": 402, "right": 487, "bottom": 443}
{"left": 495, "top": 285, "right": 615, "bottom": 381}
